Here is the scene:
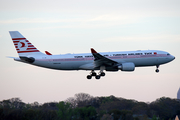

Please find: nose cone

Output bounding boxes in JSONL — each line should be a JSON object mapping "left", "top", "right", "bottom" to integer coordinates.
{"left": 171, "top": 55, "right": 175, "bottom": 61}
{"left": 173, "top": 55, "right": 175, "bottom": 60}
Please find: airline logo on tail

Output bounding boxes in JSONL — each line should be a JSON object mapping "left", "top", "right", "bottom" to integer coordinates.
{"left": 10, "top": 31, "right": 40, "bottom": 54}
{"left": 12, "top": 38, "right": 39, "bottom": 53}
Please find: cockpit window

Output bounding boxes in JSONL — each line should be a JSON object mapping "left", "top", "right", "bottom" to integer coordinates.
{"left": 167, "top": 53, "right": 170, "bottom": 55}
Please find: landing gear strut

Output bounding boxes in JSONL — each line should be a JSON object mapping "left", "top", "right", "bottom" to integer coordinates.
{"left": 155, "top": 65, "right": 159, "bottom": 73}
{"left": 100, "top": 72, "right": 105, "bottom": 76}
{"left": 87, "top": 70, "right": 96, "bottom": 79}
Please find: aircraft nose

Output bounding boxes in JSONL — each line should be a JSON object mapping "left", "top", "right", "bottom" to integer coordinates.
{"left": 172, "top": 55, "right": 175, "bottom": 60}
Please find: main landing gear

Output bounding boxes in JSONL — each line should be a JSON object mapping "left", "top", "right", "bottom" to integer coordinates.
{"left": 87, "top": 70, "right": 106, "bottom": 80}
{"left": 155, "top": 65, "right": 159, "bottom": 73}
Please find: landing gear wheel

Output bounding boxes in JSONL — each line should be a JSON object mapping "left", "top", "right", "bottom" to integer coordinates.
{"left": 155, "top": 65, "right": 160, "bottom": 73}
{"left": 95, "top": 75, "right": 101, "bottom": 79}
{"left": 87, "top": 75, "right": 92, "bottom": 79}
{"left": 155, "top": 69, "right": 159, "bottom": 73}
{"left": 87, "top": 70, "right": 97, "bottom": 79}
{"left": 100, "top": 72, "right": 105, "bottom": 76}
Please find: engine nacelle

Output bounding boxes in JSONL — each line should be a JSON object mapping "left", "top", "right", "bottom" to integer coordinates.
{"left": 118, "top": 62, "right": 135, "bottom": 71}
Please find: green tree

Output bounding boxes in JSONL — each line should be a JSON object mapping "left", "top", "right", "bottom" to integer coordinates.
{"left": 57, "top": 101, "right": 73, "bottom": 120}
{"left": 73, "top": 106, "right": 97, "bottom": 120}
{"left": 151, "top": 115, "right": 160, "bottom": 120}
{"left": 109, "top": 109, "right": 121, "bottom": 120}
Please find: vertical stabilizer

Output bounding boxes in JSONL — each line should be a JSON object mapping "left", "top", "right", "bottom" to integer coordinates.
{"left": 9, "top": 31, "right": 44, "bottom": 56}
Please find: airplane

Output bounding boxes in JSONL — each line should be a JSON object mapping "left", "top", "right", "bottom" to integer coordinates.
{"left": 9, "top": 31, "right": 175, "bottom": 79}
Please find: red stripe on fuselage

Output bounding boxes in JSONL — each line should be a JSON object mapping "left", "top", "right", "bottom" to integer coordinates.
{"left": 46, "top": 54, "right": 168, "bottom": 62}
{"left": 109, "top": 54, "right": 167, "bottom": 60}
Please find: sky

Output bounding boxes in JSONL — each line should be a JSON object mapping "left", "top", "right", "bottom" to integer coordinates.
{"left": 0, "top": 0, "right": 180, "bottom": 104}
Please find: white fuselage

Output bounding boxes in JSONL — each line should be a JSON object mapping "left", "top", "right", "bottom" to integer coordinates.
{"left": 9, "top": 31, "right": 175, "bottom": 79}
{"left": 16, "top": 50, "right": 174, "bottom": 71}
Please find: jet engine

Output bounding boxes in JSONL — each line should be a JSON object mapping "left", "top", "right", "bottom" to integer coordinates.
{"left": 118, "top": 62, "right": 135, "bottom": 71}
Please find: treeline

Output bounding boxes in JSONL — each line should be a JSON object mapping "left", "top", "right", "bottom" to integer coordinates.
{"left": 0, "top": 93, "right": 180, "bottom": 120}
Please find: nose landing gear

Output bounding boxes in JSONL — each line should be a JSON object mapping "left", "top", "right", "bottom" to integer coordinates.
{"left": 155, "top": 65, "right": 159, "bottom": 73}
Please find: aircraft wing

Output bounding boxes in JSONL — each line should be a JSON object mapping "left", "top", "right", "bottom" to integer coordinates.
{"left": 91, "top": 48, "right": 118, "bottom": 68}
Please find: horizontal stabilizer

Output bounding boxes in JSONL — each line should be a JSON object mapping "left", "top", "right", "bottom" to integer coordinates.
{"left": 7, "top": 56, "right": 16, "bottom": 58}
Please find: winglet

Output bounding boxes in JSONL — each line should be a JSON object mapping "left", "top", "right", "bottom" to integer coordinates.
{"left": 91, "top": 48, "right": 97, "bottom": 54}
{"left": 45, "top": 51, "right": 52, "bottom": 55}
